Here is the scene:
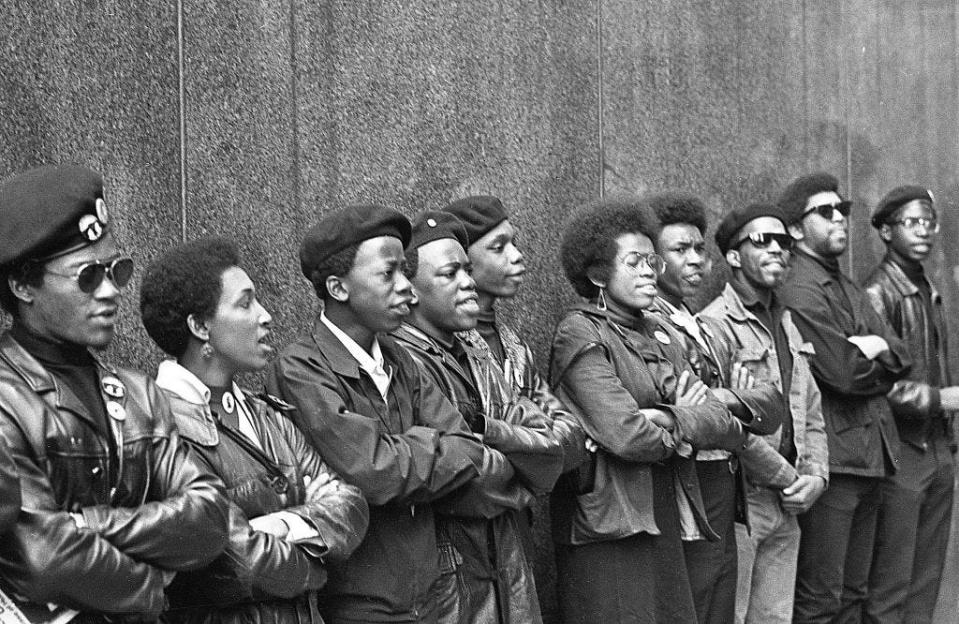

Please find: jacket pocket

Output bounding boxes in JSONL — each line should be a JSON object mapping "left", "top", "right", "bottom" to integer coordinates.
{"left": 733, "top": 346, "right": 774, "bottom": 385}
{"left": 569, "top": 454, "right": 656, "bottom": 543}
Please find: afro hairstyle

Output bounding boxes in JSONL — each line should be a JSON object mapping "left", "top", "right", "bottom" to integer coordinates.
{"left": 778, "top": 172, "right": 840, "bottom": 224}
{"left": 645, "top": 192, "right": 709, "bottom": 236}
{"left": 140, "top": 236, "right": 241, "bottom": 358}
{"left": 560, "top": 196, "right": 658, "bottom": 299}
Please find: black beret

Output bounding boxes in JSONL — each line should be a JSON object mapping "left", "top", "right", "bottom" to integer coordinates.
{"left": 778, "top": 172, "right": 841, "bottom": 224}
{"left": 441, "top": 195, "right": 508, "bottom": 247}
{"left": 410, "top": 210, "right": 469, "bottom": 251}
{"left": 871, "top": 185, "right": 934, "bottom": 228}
{"left": 0, "top": 164, "right": 112, "bottom": 266}
{"left": 299, "top": 204, "right": 412, "bottom": 278}
{"left": 715, "top": 203, "right": 789, "bottom": 254}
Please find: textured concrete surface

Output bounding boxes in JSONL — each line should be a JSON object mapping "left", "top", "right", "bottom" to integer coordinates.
{"left": 2, "top": 0, "right": 959, "bottom": 621}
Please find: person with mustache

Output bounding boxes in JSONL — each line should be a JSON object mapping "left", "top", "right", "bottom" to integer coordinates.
{"left": 646, "top": 192, "right": 790, "bottom": 624}
{"left": 0, "top": 165, "right": 230, "bottom": 622}
{"left": 391, "top": 211, "right": 565, "bottom": 624}
{"left": 861, "top": 186, "right": 958, "bottom": 624}
{"left": 266, "top": 204, "right": 489, "bottom": 624}
{"left": 549, "top": 196, "right": 749, "bottom": 624}
{"left": 139, "top": 236, "right": 369, "bottom": 624}
{"left": 701, "top": 203, "right": 829, "bottom": 624}
{"left": 777, "top": 172, "right": 912, "bottom": 624}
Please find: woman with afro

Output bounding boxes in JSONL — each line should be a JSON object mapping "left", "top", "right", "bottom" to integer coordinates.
{"left": 548, "top": 196, "right": 747, "bottom": 623}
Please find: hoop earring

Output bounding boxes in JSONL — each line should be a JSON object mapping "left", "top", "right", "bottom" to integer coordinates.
{"left": 201, "top": 343, "right": 214, "bottom": 359}
{"left": 597, "top": 287, "right": 608, "bottom": 311}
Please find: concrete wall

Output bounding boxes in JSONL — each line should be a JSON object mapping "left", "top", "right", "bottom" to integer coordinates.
{"left": 2, "top": 1, "right": 957, "bottom": 621}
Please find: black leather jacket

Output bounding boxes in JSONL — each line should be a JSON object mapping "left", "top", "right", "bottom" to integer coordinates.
{"left": 161, "top": 383, "right": 369, "bottom": 624}
{"left": 863, "top": 256, "right": 955, "bottom": 449}
{"left": 0, "top": 440, "right": 19, "bottom": 535}
{"left": 0, "top": 332, "right": 230, "bottom": 622}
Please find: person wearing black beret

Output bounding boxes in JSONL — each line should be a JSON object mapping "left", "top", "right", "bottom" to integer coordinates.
{"left": 862, "top": 185, "right": 956, "bottom": 624}
{"left": 392, "top": 210, "right": 568, "bottom": 624}
{"left": 0, "top": 164, "right": 230, "bottom": 622}
{"left": 266, "top": 204, "right": 490, "bottom": 624}
{"left": 775, "top": 173, "right": 912, "bottom": 623}
{"left": 645, "top": 193, "right": 792, "bottom": 624}
{"left": 701, "top": 203, "right": 829, "bottom": 624}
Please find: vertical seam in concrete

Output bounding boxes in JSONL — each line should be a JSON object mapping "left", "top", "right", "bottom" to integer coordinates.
{"left": 177, "top": 0, "right": 188, "bottom": 242}
{"left": 288, "top": 0, "right": 301, "bottom": 217}
{"left": 801, "top": 0, "right": 808, "bottom": 166}
{"left": 844, "top": 0, "right": 854, "bottom": 275}
{"left": 596, "top": 0, "right": 605, "bottom": 198}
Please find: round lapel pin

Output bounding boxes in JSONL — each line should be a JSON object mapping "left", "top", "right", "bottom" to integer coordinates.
{"left": 107, "top": 401, "right": 127, "bottom": 421}
{"left": 653, "top": 330, "right": 672, "bottom": 345}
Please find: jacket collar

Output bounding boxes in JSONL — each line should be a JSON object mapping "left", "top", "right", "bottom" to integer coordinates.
{"left": 392, "top": 322, "right": 444, "bottom": 356}
{"left": 311, "top": 315, "right": 374, "bottom": 380}
{"left": 721, "top": 282, "right": 756, "bottom": 323}
{"left": 791, "top": 248, "right": 839, "bottom": 287}
{"left": 0, "top": 331, "right": 120, "bottom": 429}
{"left": 878, "top": 255, "right": 927, "bottom": 297}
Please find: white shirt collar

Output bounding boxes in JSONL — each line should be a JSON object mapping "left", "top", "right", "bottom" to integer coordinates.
{"left": 156, "top": 359, "right": 210, "bottom": 405}
{"left": 320, "top": 311, "right": 391, "bottom": 399}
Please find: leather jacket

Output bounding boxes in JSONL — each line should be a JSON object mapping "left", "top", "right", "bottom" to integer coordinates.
{"left": 0, "top": 332, "right": 230, "bottom": 622}
{"left": 159, "top": 364, "right": 369, "bottom": 624}
{"left": 0, "top": 440, "right": 19, "bottom": 535}
{"left": 548, "top": 304, "right": 748, "bottom": 545}
{"left": 863, "top": 256, "right": 956, "bottom": 450}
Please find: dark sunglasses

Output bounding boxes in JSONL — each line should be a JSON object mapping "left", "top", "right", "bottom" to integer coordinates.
{"left": 734, "top": 232, "right": 794, "bottom": 251}
{"left": 802, "top": 200, "right": 851, "bottom": 220}
{"left": 46, "top": 257, "right": 135, "bottom": 293}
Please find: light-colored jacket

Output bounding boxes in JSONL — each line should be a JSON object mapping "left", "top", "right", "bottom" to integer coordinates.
{"left": 701, "top": 283, "right": 829, "bottom": 485}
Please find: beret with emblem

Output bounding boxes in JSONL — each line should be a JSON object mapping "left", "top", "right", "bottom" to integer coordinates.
{"left": 409, "top": 210, "right": 469, "bottom": 250}
{"left": 441, "top": 195, "right": 508, "bottom": 247}
{"left": 299, "top": 203, "right": 412, "bottom": 278}
{"left": 715, "top": 203, "right": 789, "bottom": 254}
{"left": 871, "top": 185, "right": 935, "bottom": 229}
{"left": 0, "top": 164, "right": 111, "bottom": 266}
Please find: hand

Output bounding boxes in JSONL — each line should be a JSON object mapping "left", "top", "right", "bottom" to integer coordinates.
{"left": 847, "top": 335, "right": 889, "bottom": 360}
{"left": 304, "top": 472, "right": 340, "bottom": 502}
{"left": 780, "top": 475, "right": 827, "bottom": 515}
{"left": 675, "top": 370, "right": 708, "bottom": 407}
{"left": 249, "top": 513, "right": 290, "bottom": 538}
{"left": 939, "top": 386, "right": 959, "bottom": 411}
{"left": 643, "top": 408, "right": 676, "bottom": 432}
{"left": 729, "top": 362, "right": 756, "bottom": 390}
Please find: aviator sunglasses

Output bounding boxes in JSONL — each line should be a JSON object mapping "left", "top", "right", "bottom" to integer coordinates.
{"left": 734, "top": 232, "right": 794, "bottom": 251}
{"left": 619, "top": 251, "right": 666, "bottom": 276}
{"left": 802, "top": 200, "right": 851, "bottom": 220}
{"left": 45, "top": 257, "right": 135, "bottom": 293}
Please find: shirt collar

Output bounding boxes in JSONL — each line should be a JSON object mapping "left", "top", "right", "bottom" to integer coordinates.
{"left": 320, "top": 311, "right": 387, "bottom": 377}
{"left": 156, "top": 359, "right": 211, "bottom": 405}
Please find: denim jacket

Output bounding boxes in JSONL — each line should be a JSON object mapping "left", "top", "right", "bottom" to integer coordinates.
{"left": 701, "top": 283, "right": 829, "bottom": 485}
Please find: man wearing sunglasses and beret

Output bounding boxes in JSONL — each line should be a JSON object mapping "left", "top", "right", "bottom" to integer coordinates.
{"left": 861, "top": 186, "right": 957, "bottom": 624}
{"left": 777, "top": 172, "right": 912, "bottom": 624}
{"left": 0, "top": 165, "right": 230, "bottom": 623}
{"left": 701, "top": 203, "right": 828, "bottom": 624}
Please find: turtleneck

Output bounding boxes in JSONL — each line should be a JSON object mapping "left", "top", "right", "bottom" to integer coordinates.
{"left": 896, "top": 256, "right": 925, "bottom": 284}
{"left": 10, "top": 321, "right": 114, "bottom": 444}
{"left": 795, "top": 247, "right": 841, "bottom": 275}
{"left": 475, "top": 308, "right": 506, "bottom": 365}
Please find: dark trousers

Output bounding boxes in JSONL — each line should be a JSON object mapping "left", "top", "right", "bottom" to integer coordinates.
{"left": 794, "top": 473, "right": 881, "bottom": 624}
{"left": 682, "top": 459, "right": 738, "bottom": 624}
{"left": 865, "top": 439, "right": 954, "bottom": 624}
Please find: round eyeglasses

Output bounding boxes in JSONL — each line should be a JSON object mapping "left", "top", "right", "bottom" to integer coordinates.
{"left": 45, "top": 257, "right": 135, "bottom": 293}
{"left": 618, "top": 251, "right": 666, "bottom": 276}
{"left": 887, "top": 217, "right": 939, "bottom": 233}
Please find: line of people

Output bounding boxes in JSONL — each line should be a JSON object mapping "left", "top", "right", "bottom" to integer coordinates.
{"left": 0, "top": 164, "right": 952, "bottom": 624}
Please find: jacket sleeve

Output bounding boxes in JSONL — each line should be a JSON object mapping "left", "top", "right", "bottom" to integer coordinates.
{"left": 521, "top": 347, "right": 589, "bottom": 472}
{"left": 0, "top": 438, "right": 19, "bottom": 534}
{"left": 274, "top": 412, "right": 369, "bottom": 563}
{"left": 265, "top": 351, "right": 482, "bottom": 507}
{"left": 0, "top": 404, "right": 167, "bottom": 617}
{"left": 782, "top": 280, "right": 909, "bottom": 396}
{"left": 798, "top": 365, "right": 829, "bottom": 482}
{"left": 77, "top": 381, "right": 231, "bottom": 572}
{"left": 738, "top": 434, "right": 798, "bottom": 489}
{"left": 481, "top": 397, "right": 567, "bottom": 493}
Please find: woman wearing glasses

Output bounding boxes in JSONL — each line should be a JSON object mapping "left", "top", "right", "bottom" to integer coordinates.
{"left": 139, "top": 237, "right": 369, "bottom": 624}
{"left": 549, "top": 197, "right": 748, "bottom": 624}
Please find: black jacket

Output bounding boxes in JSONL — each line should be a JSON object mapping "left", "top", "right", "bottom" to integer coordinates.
{"left": 0, "top": 332, "right": 229, "bottom": 621}
{"left": 0, "top": 440, "right": 19, "bottom": 535}
{"left": 778, "top": 250, "right": 911, "bottom": 476}
{"left": 162, "top": 383, "right": 369, "bottom": 624}
{"left": 863, "top": 256, "right": 955, "bottom": 450}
